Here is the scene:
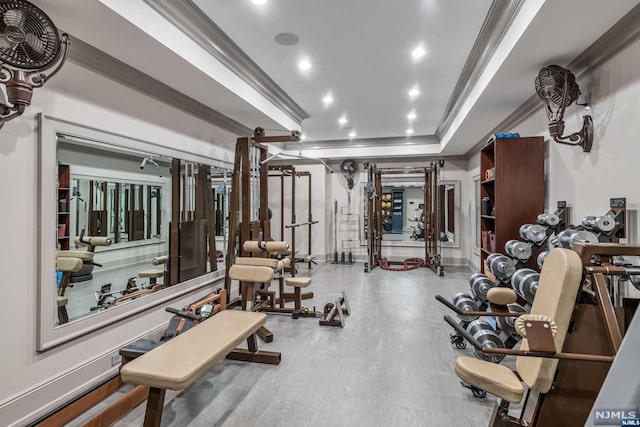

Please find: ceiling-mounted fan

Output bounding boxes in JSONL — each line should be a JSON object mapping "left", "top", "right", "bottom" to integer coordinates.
{"left": 534, "top": 64, "right": 593, "bottom": 152}
{"left": 340, "top": 159, "right": 359, "bottom": 190}
{"left": 0, "top": 0, "right": 69, "bottom": 129}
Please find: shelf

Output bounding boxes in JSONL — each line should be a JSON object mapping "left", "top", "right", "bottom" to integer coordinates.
{"left": 58, "top": 212, "right": 69, "bottom": 215}
{"left": 57, "top": 236, "right": 69, "bottom": 240}
{"left": 481, "top": 179, "right": 495, "bottom": 184}
{"left": 481, "top": 215, "right": 495, "bottom": 219}
{"left": 58, "top": 187, "right": 70, "bottom": 191}
{"left": 481, "top": 248, "right": 491, "bottom": 255}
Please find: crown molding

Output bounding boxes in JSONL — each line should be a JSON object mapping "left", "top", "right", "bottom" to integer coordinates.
{"left": 435, "top": 0, "right": 525, "bottom": 140}
{"left": 144, "top": 0, "right": 309, "bottom": 125}
{"left": 464, "top": 3, "right": 640, "bottom": 159}
{"left": 278, "top": 134, "right": 439, "bottom": 151}
{"left": 67, "top": 35, "right": 252, "bottom": 136}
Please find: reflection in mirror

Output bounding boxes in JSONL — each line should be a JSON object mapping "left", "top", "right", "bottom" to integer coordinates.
{"left": 57, "top": 135, "right": 171, "bottom": 325}
{"left": 210, "top": 167, "right": 231, "bottom": 272}
{"left": 362, "top": 179, "right": 460, "bottom": 247}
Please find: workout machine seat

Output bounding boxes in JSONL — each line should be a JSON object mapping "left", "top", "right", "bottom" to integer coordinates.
{"left": 452, "top": 249, "right": 583, "bottom": 404}
{"left": 286, "top": 277, "right": 311, "bottom": 288}
{"left": 57, "top": 256, "right": 84, "bottom": 272}
{"left": 119, "top": 338, "right": 162, "bottom": 359}
{"left": 56, "top": 250, "right": 94, "bottom": 262}
{"left": 487, "top": 287, "right": 517, "bottom": 305}
{"left": 57, "top": 296, "right": 68, "bottom": 307}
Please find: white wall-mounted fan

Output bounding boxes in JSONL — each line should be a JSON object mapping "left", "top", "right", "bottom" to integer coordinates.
{"left": 0, "top": 0, "right": 69, "bottom": 128}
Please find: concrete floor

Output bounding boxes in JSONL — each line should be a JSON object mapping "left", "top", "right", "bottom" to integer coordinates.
{"left": 68, "top": 262, "right": 498, "bottom": 426}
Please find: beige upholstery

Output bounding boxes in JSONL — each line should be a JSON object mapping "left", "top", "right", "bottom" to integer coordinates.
{"left": 286, "top": 277, "right": 312, "bottom": 288}
{"left": 281, "top": 257, "right": 291, "bottom": 267}
{"left": 74, "top": 236, "right": 112, "bottom": 247}
{"left": 229, "top": 265, "right": 274, "bottom": 283}
{"left": 455, "top": 357, "right": 524, "bottom": 403}
{"left": 303, "top": 255, "right": 314, "bottom": 263}
{"left": 139, "top": 269, "right": 164, "bottom": 279}
{"left": 515, "top": 248, "right": 582, "bottom": 392}
{"left": 487, "top": 288, "right": 517, "bottom": 305}
{"left": 121, "top": 311, "right": 266, "bottom": 390}
{"left": 242, "top": 241, "right": 290, "bottom": 254}
{"left": 56, "top": 257, "right": 83, "bottom": 272}
{"left": 57, "top": 250, "right": 94, "bottom": 262}
{"left": 153, "top": 256, "right": 169, "bottom": 265}
{"left": 235, "top": 257, "right": 281, "bottom": 270}
{"left": 57, "top": 296, "right": 68, "bottom": 307}
{"left": 515, "top": 314, "right": 557, "bottom": 338}
{"left": 453, "top": 248, "right": 583, "bottom": 401}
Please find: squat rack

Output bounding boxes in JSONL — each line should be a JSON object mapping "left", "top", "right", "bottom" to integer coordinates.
{"left": 268, "top": 165, "right": 318, "bottom": 273}
{"left": 364, "top": 161, "right": 444, "bottom": 275}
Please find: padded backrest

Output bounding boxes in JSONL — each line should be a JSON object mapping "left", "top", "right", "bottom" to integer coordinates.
{"left": 516, "top": 248, "right": 583, "bottom": 392}
{"left": 57, "top": 257, "right": 83, "bottom": 273}
{"left": 229, "top": 265, "right": 274, "bottom": 283}
{"left": 235, "top": 257, "right": 281, "bottom": 270}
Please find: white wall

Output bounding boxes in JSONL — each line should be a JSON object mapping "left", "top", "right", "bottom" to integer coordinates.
{"left": 0, "top": 61, "right": 236, "bottom": 425}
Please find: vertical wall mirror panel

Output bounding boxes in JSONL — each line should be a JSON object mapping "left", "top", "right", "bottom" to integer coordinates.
{"left": 38, "top": 115, "right": 232, "bottom": 351}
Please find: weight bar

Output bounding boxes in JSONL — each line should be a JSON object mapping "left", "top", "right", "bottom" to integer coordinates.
{"left": 556, "top": 228, "right": 598, "bottom": 249}
{"left": 511, "top": 268, "right": 540, "bottom": 303}
{"left": 537, "top": 213, "right": 560, "bottom": 227}
{"left": 537, "top": 251, "right": 548, "bottom": 269}
{"left": 505, "top": 240, "right": 533, "bottom": 261}
{"left": 466, "top": 319, "right": 505, "bottom": 363}
{"left": 519, "top": 224, "right": 547, "bottom": 244}
{"left": 486, "top": 253, "right": 516, "bottom": 280}
{"left": 452, "top": 292, "right": 479, "bottom": 322}
{"left": 581, "top": 215, "right": 616, "bottom": 233}
{"left": 496, "top": 303, "right": 528, "bottom": 335}
{"left": 469, "top": 273, "right": 496, "bottom": 301}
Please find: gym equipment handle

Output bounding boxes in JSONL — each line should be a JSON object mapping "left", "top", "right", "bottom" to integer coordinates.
{"left": 444, "top": 315, "right": 484, "bottom": 351}
{"left": 165, "top": 307, "right": 201, "bottom": 321}
{"left": 435, "top": 294, "right": 463, "bottom": 315}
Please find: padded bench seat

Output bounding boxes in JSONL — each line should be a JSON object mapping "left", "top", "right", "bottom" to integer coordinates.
{"left": 120, "top": 310, "right": 280, "bottom": 426}
{"left": 138, "top": 269, "right": 164, "bottom": 279}
{"left": 56, "top": 250, "right": 94, "bottom": 261}
{"left": 286, "top": 277, "right": 311, "bottom": 288}
{"left": 235, "top": 257, "right": 284, "bottom": 271}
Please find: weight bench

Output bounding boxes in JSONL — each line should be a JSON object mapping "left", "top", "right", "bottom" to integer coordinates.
{"left": 120, "top": 310, "right": 280, "bottom": 426}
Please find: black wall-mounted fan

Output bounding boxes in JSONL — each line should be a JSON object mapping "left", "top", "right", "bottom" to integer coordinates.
{"left": 0, "top": 0, "right": 69, "bottom": 128}
{"left": 534, "top": 64, "right": 593, "bottom": 152}
{"left": 340, "top": 159, "right": 359, "bottom": 190}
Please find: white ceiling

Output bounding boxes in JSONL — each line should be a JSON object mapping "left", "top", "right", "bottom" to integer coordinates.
{"left": 30, "top": 0, "right": 640, "bottom": 159}
{"left": 193, "top": 0, "right": 493, "bottom": 142}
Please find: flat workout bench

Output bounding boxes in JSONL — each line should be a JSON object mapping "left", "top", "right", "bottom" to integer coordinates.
{"left": 120, "top": 310, "right": 280, "bottom": 426}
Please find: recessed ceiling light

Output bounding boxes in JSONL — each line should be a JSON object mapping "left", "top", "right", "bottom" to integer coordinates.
{"left": 252, "top": 0, "right": 268, "bottom": 4}
{"left": 312, "top": 146, "right": 320, "bottom": 149}
{"left": 356, "top": 144, "right": 364, "bottom": 147}
{"left": 323, "top": 94, "right": 334, "bottom": 105}
{"left": 407, "top": 112, "right": 416, "bottom": 120}
{"left": 300, "top": 133, "right": 306, "bottom": 140}
{"left": 349, "top": 131, "right": 356, "bottom": 138}
{"left": 411, "top": 45, "right": 426, "bottom": 59}
{"left": 409, "top": 87, "right": 420, "bottom": 98}
{"left": 298, "top": 59, "right": 311, "bottom": 71}
{"left": 274, "top": 33, "right": 299, "bottom": 46}
{"left": 338, "top": 116, "right": 348, "bottom": 125}
{"left": 406, "top": 129, "right": 414, "bottom": 135}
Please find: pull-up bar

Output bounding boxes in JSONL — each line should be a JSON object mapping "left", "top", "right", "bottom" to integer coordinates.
{"left": 285, "top": 221, "right": 320, "bottom": 229}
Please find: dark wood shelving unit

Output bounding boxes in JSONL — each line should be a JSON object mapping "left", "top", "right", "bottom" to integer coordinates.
{"left": 480, "top": 136, "right": 544, "bottom": 272}
{"left": 57, "top": 164, "right": 71, "bottom": 250}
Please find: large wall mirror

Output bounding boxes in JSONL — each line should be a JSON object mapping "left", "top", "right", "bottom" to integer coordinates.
{"left": 361, "top": 178, "right": 461, "bottom": 248}
{"left": 38, "top": 115, "right": 232, "bottom": 350}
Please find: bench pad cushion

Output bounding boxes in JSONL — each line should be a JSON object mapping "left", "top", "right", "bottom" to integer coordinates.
{"left": 286, "top": 277, "right": 311, "bottom": 288}
{"left": 57, "top": 250, "right": 94, "bottom": 262}
{"left": 121, "top": 311, "right": 266, "bottom": 390}
{"left": 235, "top": 257, "right": 281, "bottom": 270}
